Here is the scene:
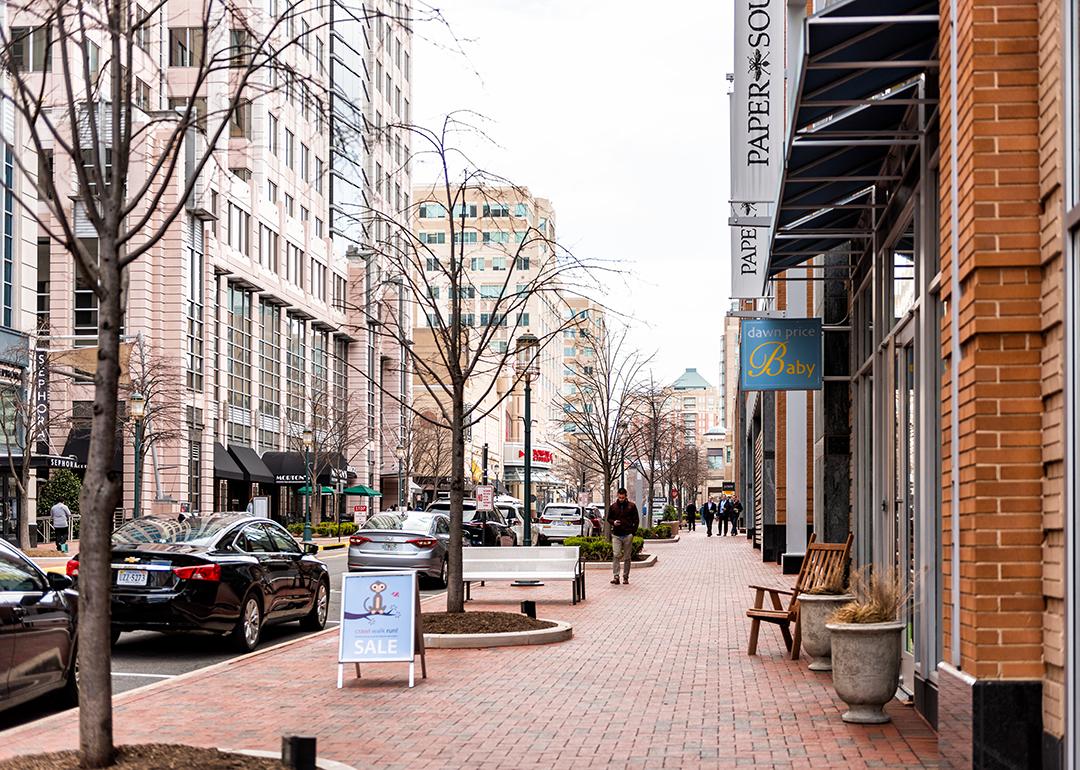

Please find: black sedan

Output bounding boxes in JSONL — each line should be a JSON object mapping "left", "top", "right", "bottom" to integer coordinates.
{"left": 425, "top": 499, "right": 517, "bottom": 546}
{"left": 66, "top": 514, "right": 330, "bottom": 652}
{"left": 0, "top": 538, "right": 78, "bottom": 714}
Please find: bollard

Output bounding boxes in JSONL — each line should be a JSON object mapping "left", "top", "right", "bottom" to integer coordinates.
{"left": 520, "top": 600, "right": 536, "bottom": 619}
{"left": 282, "top": 735, "right": 317, "bottom": 770}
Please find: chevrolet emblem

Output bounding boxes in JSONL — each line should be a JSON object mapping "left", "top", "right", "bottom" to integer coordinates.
{"left": 124, "top": 556, "right": 140, "bottom": 564}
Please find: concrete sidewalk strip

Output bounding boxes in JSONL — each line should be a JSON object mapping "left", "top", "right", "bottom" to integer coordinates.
{"left": 0, "top": 530, "right": 939, "bottom": 769}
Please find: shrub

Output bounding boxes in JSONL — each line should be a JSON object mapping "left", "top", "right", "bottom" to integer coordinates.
{"left": 286, "top": 521, "right": 357, "bottom": 537}
{"left": 829, "top": 567, "right": 907, "bottom": 624}
{"left": 635, "top": 524, "right": 673, "bottom": 539}
{"left": 661, "top": 504, "right": 678, "bottom": 522}
{"left": 563, "top": 535, "right": 644, "bottom": 561}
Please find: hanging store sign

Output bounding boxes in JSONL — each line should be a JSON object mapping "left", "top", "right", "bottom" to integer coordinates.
{"left": 739, "top": 318, "right": 823, "bottom": 391}
{"left": 729, "top": 0, "right": 783, "bottom": 299}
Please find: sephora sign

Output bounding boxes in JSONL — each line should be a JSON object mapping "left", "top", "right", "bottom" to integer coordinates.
{"left": 729, "top": 0, "right": 783, "bottom": 299}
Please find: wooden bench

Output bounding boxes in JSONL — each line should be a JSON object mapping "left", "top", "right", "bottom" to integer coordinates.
{"left": 461, "top": 546, "right": 586, "bottom": 604}
{"left": 746, "top": 533, "right": 854, "bottom": 659}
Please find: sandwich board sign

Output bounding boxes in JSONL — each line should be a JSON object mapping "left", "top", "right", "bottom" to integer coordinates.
{"left": 337, "top": 571, "right": 427, "bottom": 688}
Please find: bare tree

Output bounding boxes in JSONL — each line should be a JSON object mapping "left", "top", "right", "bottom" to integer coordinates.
{"left": 0, "top": 0, "right": 401, "bottom": 762}
{"left": 556, "top": 318, "right": 648, "bottom": 523}
{"left": 340, "top": 118, "right": 608, "bottom": 613}
{"left": 409, "top": 411, "right": 451, "bottom": 501}
{"left": 627, "top": 374, "right": 676, "bottom": 526}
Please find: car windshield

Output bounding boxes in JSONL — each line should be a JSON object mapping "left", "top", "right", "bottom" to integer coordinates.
{"left": 362, "top": 514, "right": 432, "bottom": 531}
{"left": 544, "top": 506, "right": 579, "bottom": 518}
{"left": 112, "top": 515, "right": 240, "bottom": 546}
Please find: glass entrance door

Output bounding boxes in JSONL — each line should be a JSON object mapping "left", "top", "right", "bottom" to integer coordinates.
{"left": 893, "top": 330, "right": 917, "bottom": 693}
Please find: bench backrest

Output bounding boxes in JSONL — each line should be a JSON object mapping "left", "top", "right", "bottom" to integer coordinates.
{"left": 462, "top": 546, "right": 579, "bottom": 565}
{"left": 792, "top": 533, "right": 854, "bottom": 605}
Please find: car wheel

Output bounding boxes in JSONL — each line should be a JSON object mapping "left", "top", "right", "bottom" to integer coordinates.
{"left": 438, "top": 557, "right": 448, "bottom": 588}
{"left": 231, "top": 592, "right": 263, "bottom": 652}
{"left": 300, "top": 578, "right": 330, "bottom": 631}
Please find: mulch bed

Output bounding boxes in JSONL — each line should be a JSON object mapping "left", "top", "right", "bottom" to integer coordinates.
{"left": 21, "top": 548, "right": 70, "bottom": 558}
{"left": 422, "top": 611, "right": 556, "bottom": 634}
{"left": 0, "top": 744, "right": 285, "bottom": 770}
{"left": 581, "top": 554, "right": 651, "bottom": 563}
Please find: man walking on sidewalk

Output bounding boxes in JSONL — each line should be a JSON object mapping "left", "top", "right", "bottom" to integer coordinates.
{"left": 702, "top": 498, "right": 716, "bottom": 536}
{"left": 51, "top": 500, "right": 71, "bottom": 552}
{"left": 607, "top": 488, "right": 639, "bottom": 585}
{"left": 685, "top": 502, "right": 697, "bottom": 531}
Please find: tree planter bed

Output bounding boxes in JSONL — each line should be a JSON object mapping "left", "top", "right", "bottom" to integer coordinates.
{"left": 424, "top": 618, "right": 572, "bottom": 649}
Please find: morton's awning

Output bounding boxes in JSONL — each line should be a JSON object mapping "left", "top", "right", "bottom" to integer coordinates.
{"left": 261, "top": 451, "right": 307, "bottom": 485}
{"left": 768, "top": 0, "right": 939, "bottom": 275}
{"left": 227, "top": 445, "right": 275, "bottom": 485}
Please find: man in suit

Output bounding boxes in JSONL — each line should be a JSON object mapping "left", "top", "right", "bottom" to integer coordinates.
{"left": 702, "top": 498, "right": 716, "bottom": 536}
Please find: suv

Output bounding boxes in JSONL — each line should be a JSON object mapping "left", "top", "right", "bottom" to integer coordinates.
{"left": 494, "top": 497, "right": 539, "bottom": 546}
{"left": 425, "top": 499, "right": 516, "bottom": 546}
{"left": 0, "top": 538, "right": 78, "bottom": 714}
{"left": 538, "top": 503, "right": 590, "bottom": 544}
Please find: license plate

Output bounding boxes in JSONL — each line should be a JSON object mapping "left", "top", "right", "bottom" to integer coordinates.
{"left": 382, "top": 543, "right": 398, "bottom": 551}
{"left": 116, "top": 569, "right": 148, "bottom": 586}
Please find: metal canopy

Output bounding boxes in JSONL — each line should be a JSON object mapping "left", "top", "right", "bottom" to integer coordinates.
{"left": 767, "top": 0, "right": 938, "bottom": 276}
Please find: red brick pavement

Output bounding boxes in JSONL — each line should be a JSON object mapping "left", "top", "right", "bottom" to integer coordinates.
{"left": 0, "top": 531, "right": 939, "bottom": 769}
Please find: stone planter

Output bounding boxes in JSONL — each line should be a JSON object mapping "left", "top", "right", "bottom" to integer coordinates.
{"left": 798, "top": 594, "right": 853, "bottom": 672}
{"left": 825, "top": 620, "right": 904, "bottom": 724}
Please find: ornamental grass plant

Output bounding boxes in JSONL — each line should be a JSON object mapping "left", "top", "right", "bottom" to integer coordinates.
{"left": 830, "top": 566, "right": 908, "bottom": 624}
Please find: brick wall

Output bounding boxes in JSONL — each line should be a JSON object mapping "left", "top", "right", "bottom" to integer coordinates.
{"left": 939, "top": 0, "right": 1045, "bottom": 679}
{"left": 1038, "top": 0, "right": 1066, "bottom": 740}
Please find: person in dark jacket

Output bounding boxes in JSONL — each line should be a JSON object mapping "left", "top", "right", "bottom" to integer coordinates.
{"left": 607, "top": 488, "right": 640, "bottom": 584}
{"left": 684, "top": 502, "right": 697, "bottom": 531}
{"left": 701, "top": 499, "right": 716, "bottom": 536}
{"left": 731, "top": 497, "right": 744, "bottom": 536}
{"left": 721, "top": 497, "right": 735, "bottom": 536}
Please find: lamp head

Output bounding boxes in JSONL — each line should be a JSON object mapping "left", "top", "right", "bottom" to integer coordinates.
{"left": 302, "top": 428, "right": 313, "bottom": 449}
{"left": 128, "top": 392, "right": 146, "bottom": 420}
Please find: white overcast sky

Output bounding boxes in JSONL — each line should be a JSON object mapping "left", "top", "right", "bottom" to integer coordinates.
{"left": 412, "top": 0, "right": 735, "bottom": 386}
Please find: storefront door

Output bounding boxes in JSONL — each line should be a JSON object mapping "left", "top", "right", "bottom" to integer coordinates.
{"left": 892, "top": 328, "right": 917, "bottom": 694}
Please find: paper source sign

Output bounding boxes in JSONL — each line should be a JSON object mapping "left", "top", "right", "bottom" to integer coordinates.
{"left": 739, "top": 318, "right": 823, "bottom": 391}
{"left": 729, "top": 0, "right": 783, "bottom": 299}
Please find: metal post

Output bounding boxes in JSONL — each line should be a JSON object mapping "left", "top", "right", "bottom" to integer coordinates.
{"left": 133, "top": 417, "right": 143, "bottom": 518}
{"left": 482, "top": 443, "right": 489, "bottom": 485}
{"left": 303, "top": 447, "right": 312, "bottom": 542}
{"left": 523, "top": 378, "right": 532, "bottom": 548}
{"left": 398, "top": 278, "right": 406, "bottom": 510}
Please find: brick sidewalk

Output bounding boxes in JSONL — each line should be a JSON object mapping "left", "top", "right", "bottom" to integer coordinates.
{"left": 0, "top": 531, "right": 939, "bottom": 769}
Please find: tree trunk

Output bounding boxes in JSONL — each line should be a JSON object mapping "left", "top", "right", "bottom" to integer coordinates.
{"left": 78, "top": 243, "right": 123, "bottom": 769}
{"left": 446, "top": 387, "right": 465, "bottom": 613}
{"left": 17, "top": 460, "right": 31, "bottom": 550}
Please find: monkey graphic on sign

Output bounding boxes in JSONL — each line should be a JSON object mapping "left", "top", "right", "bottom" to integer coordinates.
{"left": 365, "top": 580, "right": 387, "bottom": 615}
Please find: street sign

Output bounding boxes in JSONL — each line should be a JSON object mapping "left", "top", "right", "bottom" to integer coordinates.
{"left": 337, "top": 571, "right": 427, "bottom": 688}
{"left": 577, "top": 492, "right": 590, "bottom": 506}
{"left": 353, "top": 504, "right": 362, "bottom": 512}
{"left": 476, "top": 485, "right": 494, "bottom": 512}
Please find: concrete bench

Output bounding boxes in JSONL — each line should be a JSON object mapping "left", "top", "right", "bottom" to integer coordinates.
{"left": 461, "top": 546, "right": 585, "bottom": 604}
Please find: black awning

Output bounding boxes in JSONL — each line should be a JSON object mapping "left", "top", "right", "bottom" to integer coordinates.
{"left": 768, "top": 0, "right": 939, "bottom": 276}
{"left": 315, "top": 453, "right": 350, "bottom": 486}
{"left": 227, "top": 445, "right": 275, "bottom": 485}
{"left": 62, "top": 428, "right": 121, "bottom": 473}
{"left": 213, "top": 442, "right": 245, "bottom": 482}
{"left": 261, "top": 451, "right": 308, "bottom": 485}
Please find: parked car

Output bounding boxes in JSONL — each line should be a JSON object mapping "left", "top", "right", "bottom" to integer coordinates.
{"left": 495, "top": 496, "right": 539, "bottom": 546}
{"left": 584, "top": 505, "right": 604, "bottom": 536}
{"left": 538, "top": 503, "right": 590, "bottom": 544}
{"left": 67, "top": 514, "right": 331, "bottom": 652}
{"left": 348, "top": 512, "right": 450, "bottom": 586}
{"left": 0, "top": 538, "right": 78, "bottom": 714}
{"left": 425, "top": 499, "right": 517, "bottom": 547}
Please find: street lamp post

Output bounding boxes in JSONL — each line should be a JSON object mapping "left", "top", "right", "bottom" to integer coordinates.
{"left": 129, "top": 392, "right": 146, "bottom": 519}
{"left": 395, "top": 443, "right": 406, "bottom": 510}
{"left": 302, "top": 428, "right": 314, "bottom": 543}
{"left": 515, "top": 333, "right": 540, "bottom": 547}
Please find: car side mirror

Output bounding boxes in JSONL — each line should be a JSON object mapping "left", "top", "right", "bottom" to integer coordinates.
{"left": 47, "top": 572, "right": 74, "bottom": 591}
{"left": 303, "top": 543, "right": 320, "bottom": 556}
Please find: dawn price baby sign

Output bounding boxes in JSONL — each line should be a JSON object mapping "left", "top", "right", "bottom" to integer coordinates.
{"left": 337, "top": 571, "right": 427, "bottom": 688}
{"left": 739, "top": 318, "right": 823, "bottom": 391}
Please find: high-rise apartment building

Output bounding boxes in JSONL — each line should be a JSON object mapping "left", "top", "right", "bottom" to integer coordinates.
{"left": 410, "top": 185, "right": 565, "bottom": 505}
{"left": 0, "top": 0, "right": 412, "bottom": 540}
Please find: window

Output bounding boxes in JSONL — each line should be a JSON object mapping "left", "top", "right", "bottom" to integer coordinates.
{"left": 315, "top": 157, "right": 324, "bottom": 194}
{"left": 428, "top": 286, "right": 440, "bottom": 300}
{"left": 239, "top": 524, "right": 274, "bottom": 553}
{"left": 284, "top": 194, "right": 294, "bottom": 218}
{"left": 133, "top": 6, "right": 152, "bottom": 51}
{"left": 258, "top": 224, "right": 279, "bottom": 271}
{"left": 186, "top": 408, "right": 203, "bottom": 510}
{"left": 479, "top": 285, "right": 500, "bottom": 299}
{"left": 452, "top": 286, "right": 475, "bottom": 299}
{"left": 258, "top": 301, "right": 281, "bottom": 450}
{"left": 514, "top": 203, "right": 528, "bottom": 217}
{"left": 267, "top": 181, "right": 278, "bottom": 203}
{"left": 267, "top": 115, "right": 278, "bottom": 155}
{"left": 284, "top": 129, "right": 294, "bottom": 167}
{"left": 184, "top": 218, "right": 204, "bottom": 390}
{"left": 332, "top": 274, "right": 347, "bottom": 310}
{"left": 420, "top": 231, "right": 446, "bottom": 244}
{"left": 169, "top": 27, "right": 204, "bottom": 67}
{"left": 300, "top": 143, "right": 310, "bottom": 180}
{"left": 226, "top": 286, "right": 253, "bottom": 443}
{"left": 227, "top": 203, "right": 251, "bottom": 256}
{"left": 425, "top": 258, "right": 441, "bottom": 272}
{"left": 230, "top": 101, "right": 252, "bottom": 138}
{"left": 229, "top": 28, "right": 251, "bottom": 66}
{"left": 310, "top": 259, "right": 327, "bottom": 301}
{"left": 74, "top": 240, "right": 99, "bottom": 344}
{"left": 300, "top": 206, "right": 309, "bottom": 223}
{"left": 515, "top": 257, "right": 530, "bottom": 270}
{"left": 11, "top": 26, "right": 51, "bottom": 72}
{"left": 483, "top": 231, "right": 510, "bottom": 244}
{"left": 419, "top": 203, "right": 446, "bottom": 219}
{"left": 517, "top": 313, "right": 530, "bottom": 326}
{"left": 452, "top": 204, "right": 477, "bottom": 218}
{"left": 286, "top": 244, "right": 304, "bottom": 287}
{"left": 134, "top": 78, "right": 151, "bottom": 111}
{"left": 286, "top": 315, "right": 306, "bottom": 431}
{"left": 453, "top": 231, "right": 478, "bottom": 244}
{"left": 492, "top": 257, "right": 506, "bottom": 271}
{"left": 0, "top": 548, "right": 45, "bottom": 592}
{"left": 484, "top": 203, "right": 510, "bottom": 218}
{"left": 316, "top": 218, "right": 324, "bottom": 237}
{"left": 470, "top": 257, "right": 485, "bottom": 271}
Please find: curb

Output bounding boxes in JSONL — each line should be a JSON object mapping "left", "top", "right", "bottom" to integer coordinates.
{"left": 230, "top": 749, "right": 356, "bottom": 770}
{"left": 317, "top": 542, "right": 347, "bottom": 551}
{"left": 583, "top": 554, "right": 658, "bottom": 570}
{"left": 424, "top": 619, "right": 572, "bottom": 649}
{"left": 643, "top": 536, "right": 680, "bottom": 544}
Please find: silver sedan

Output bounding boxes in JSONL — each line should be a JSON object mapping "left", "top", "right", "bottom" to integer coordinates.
{"left": 347, "top": 512, "right": 450, "bottom": 586}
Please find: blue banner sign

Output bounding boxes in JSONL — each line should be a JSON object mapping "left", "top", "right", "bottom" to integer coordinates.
{"left": 338, "top": 571, "right": 417, "bottom": 663}
{"left": 739, "top": 318, "right": 823, "bottom": 391}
